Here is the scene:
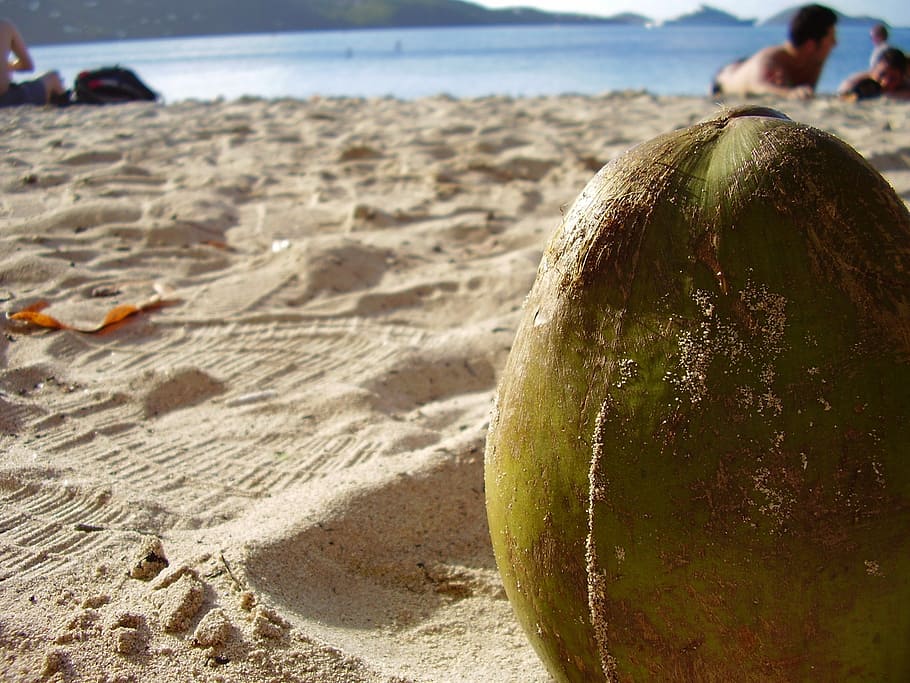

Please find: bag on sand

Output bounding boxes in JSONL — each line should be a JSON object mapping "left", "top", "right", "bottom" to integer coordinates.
{"left": 73, "top": 66, "right": 158, "bottom": 105}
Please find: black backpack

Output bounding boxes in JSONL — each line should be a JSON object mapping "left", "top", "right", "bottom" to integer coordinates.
{"left": 73, "top": 66, "right": 158, "bottom": 105}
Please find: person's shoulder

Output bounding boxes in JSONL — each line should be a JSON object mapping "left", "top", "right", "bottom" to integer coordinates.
{"left": 757, "top": 43, "right": 788, "bottom": 57}
{"left": 753, "top": 44, "right": 791, "bottom": 66}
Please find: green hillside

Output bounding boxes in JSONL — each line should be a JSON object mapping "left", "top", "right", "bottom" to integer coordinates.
{"left": 0, "top": 0, "right": 648, "bottom": 45}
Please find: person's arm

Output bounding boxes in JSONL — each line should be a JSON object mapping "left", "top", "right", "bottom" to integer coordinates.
{"left": 838, "top": 71, "right": 869, "bottom": 97}
{"left": 5, "top": 21, "right": 34, "bottom": 73}
{"left": 752, "top": 74, "right": 814, "bottom": 99}
{"left": 837, "top": 71, "right": 884, "bottom": 101}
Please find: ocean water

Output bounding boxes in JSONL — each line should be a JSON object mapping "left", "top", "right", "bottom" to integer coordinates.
{"left": 31, "top": 24, "right": 910, "bottom": 103}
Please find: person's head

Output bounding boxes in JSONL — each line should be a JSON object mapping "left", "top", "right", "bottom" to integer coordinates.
{"left": 871, "top": 23, "right": 889, "bottom": 45}
{"left": 789, "top": 5, "right": 838, "bottom": 57}
{"left": 871, "top": 47, "right": 908, "bottom": 92}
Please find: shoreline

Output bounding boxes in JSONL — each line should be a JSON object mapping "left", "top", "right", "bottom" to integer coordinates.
{"left": 29, "top": 23, "right": 906, "bottom": 103}
{"left": 0, "top": 93, "right": 907, "bottom": 682}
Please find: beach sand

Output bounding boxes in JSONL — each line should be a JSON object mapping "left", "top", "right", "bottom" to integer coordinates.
{"left": 0, "top": 93, "right": 907, "bottom": 682}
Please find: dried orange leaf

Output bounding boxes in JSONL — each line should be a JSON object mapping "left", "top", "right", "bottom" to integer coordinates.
{"left": 10, "top": 309, "right": 66, "bottom": 329}
{"left": 100, "top": 303, "right": 143, "bottom": 327}
{"left": 9, "top": 294, "right": 175, "bottom": 333}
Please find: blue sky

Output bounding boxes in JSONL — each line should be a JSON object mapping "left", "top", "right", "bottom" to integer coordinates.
{"left": 474, "top": 1, "right": 910, "bottom": 27}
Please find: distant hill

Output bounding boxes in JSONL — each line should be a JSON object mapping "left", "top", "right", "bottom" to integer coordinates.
{"left": 0, "top": 0, "right": 649, "bottom": 46}
{"left": 5, "top": 0, "right": 889, "bottom": 47}
{"left": 665, "top": 5, "right": 755, "bottom": 26}
{"left": 761, "top": 6, "right": 886, "bottom": 26}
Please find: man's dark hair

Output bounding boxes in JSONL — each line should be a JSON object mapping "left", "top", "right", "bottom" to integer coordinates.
{"left": 876, "top": 47, "right": 907, "bottom": 73}
{"left": 872, "top": 23, "right": 889, "bottom": 42}
{"left": 789, "top": 5, "right": 838, "bottom": 47}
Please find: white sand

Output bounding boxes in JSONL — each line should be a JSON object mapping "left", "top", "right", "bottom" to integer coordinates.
{"left": 0, "top": 93, "right": 908, "bottom": 682}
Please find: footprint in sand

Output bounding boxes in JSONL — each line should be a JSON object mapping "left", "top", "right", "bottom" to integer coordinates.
{"left": 243, "top": 443, "right": 496, "bottom": 629}
{"left": 359, "top": 344, "right": 495, "bottom": 414}
{"left": 281, "top": 240, "right": 391, "bottom": 306}
{"left": 143, "top": 194, "right": 239, "bottom": 247}
{"left": 138, "top": 367, "right": 227, "bottom": 419}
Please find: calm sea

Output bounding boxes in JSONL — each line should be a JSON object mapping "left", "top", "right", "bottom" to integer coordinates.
{"left": 31, "top": 24, "right": 910, "bottom": 102}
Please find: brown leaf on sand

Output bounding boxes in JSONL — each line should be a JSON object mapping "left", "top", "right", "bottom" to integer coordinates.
{"left": 8, "top": 284, "right": 178, "bottom": 333}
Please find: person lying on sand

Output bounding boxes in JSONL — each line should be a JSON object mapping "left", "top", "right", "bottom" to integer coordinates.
{"left": 712, "top": 4, "right": 838, "bottom": 99}
{"left": 0, "top": 18, "right": 66, "bottom": 107}
{"left": 839, "top": 47, "right": 910, "bottom": 101}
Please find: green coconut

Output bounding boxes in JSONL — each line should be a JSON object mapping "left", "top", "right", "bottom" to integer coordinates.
{"left": 484, "top": 106, "right": 910, "bottom": 682}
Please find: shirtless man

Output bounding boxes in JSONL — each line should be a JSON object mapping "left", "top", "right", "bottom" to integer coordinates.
{"left": 1, "top": 19, "right": 66, "bottom": 107}
{"left": 712, "top": 5, "right": 838, "bottom": 99}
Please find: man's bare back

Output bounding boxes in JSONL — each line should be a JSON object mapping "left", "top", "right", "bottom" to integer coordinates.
{"left": 714, "top": 44, "right": 820, "bottom": 99}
